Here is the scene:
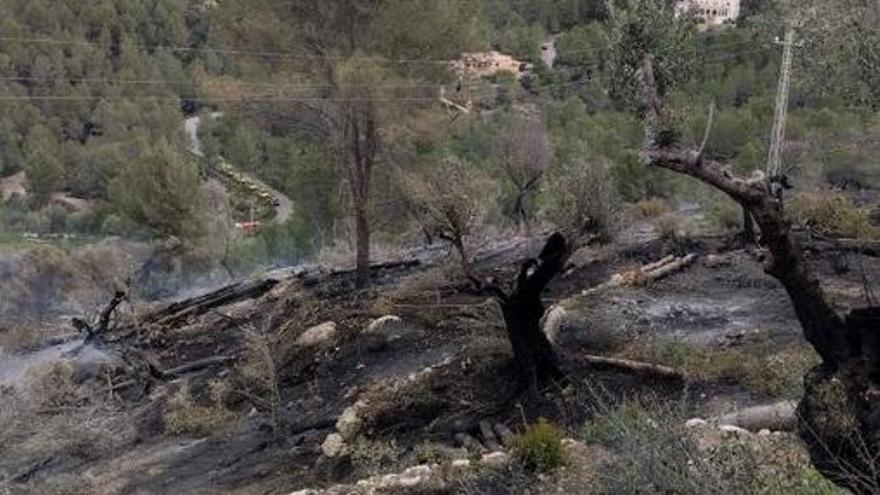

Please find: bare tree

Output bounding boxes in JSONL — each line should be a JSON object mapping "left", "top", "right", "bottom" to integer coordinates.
{"left": 402, "top": 156, "right": 495, "bottom": 278}
{"left": 498, "top": 112, "right": 552, "bottom": 228}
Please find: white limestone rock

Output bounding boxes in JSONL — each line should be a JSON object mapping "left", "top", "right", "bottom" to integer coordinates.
{"left": 295, "top": 322, "right": 337, "bottom": 349}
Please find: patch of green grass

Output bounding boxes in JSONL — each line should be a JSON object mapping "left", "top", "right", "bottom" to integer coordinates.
{"left": 617, "top": 340, "right": 820, "bottom": 398}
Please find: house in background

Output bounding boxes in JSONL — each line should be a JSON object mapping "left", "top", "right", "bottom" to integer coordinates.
{"left": 678, "top": 0, "right": 742, "bottom": 27}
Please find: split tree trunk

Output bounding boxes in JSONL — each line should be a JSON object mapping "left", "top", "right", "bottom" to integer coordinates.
{"left": 473, "top": 233, "right": 569, "bottom": 398}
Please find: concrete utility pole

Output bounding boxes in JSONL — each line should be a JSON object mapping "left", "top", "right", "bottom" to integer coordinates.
{"left": 766, "top": 28, "right": 795, "bottom": 177}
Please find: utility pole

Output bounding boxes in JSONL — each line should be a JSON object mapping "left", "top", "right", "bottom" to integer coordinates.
{"left": 766, "top": 28, "right": 795, "bottom": 178}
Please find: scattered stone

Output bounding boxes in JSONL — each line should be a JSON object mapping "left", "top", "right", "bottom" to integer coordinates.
{"left": 481, "top": 451, "right": 509, "bottom": 467}
{"left": 336, "top": 400, "right": 367, "bottom": 440}
{"left": 758, "top": 429, "right": 771, "bottom": 436}
{"left": 479, "top": 420, "right": 503, "bottom": 451}
{"left": 685, "top": 418, "right": 708, "bottom": 428}
{"left": 451, "top": 459, "right": 470, "bottom": 468}
{"left": 718, "top": 424, "right": 749, "bottom": 436}
{"left": 493, "top": 422, "right": 516, "bottom": 447}
{"left": 295, "top": 322, "right": 337, "bottom": 349}
{"left": 321, "top": 433, "right": 345, "bottom": 458}
{"left": 455, "top": 432, "right": 486, "bottom": 452}
{"left": 363, "top": 315, "right": 408, "bottom": 351}
{"left": 541, "top": 305, "right": 567, "bottom": 347}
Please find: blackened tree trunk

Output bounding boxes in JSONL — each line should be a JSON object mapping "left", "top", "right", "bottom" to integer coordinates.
{"left": 741, "top": 205, "right": 756, "bottom": 244}
{"left": 345, "top": 100, "right": 376, "bottom": 289}
{"left": 354, "top": 205, "right": 371, "bottom": 288}
{"left": 640, "top": 55, "right": 880, "bottom": 493}
{"left": 473, "top": 233, "right": 569, "bottom": 398}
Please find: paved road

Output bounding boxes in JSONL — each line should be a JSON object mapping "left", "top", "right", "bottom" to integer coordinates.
{"left": 184, "top": 114, "right": 294, "bottom": 223}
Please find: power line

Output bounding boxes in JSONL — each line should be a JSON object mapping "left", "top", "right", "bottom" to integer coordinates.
{"left": 0, "top": 75, "right": 472, "bottom": 91}
{"left": 0, "top": 35, "right": 455, "bottom": 65}
{"left": 0, "top": 31, "right": 773, "bottom": 67}
{"left": 0, "top": 44, "right": 772, "bottom": 99}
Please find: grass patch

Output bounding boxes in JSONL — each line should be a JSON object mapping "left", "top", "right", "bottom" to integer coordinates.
{"left": 617, "top": 340, "right": 820, "bottom": 398}
{"left": 633, "top": 197, "right": 671, "bottom": 218}
{"left": 580, "top": 395, "right": 843, "bottom": 494}
{"left": 163, "top": 382, "right": 237, "bottom": 437}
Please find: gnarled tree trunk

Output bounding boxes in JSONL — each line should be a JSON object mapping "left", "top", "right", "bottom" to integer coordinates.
{"left": 640, "top": 55, "right": 880, "bottom": 493}
{"left": 473, "top": 233, "right": 569, "bottom": 398}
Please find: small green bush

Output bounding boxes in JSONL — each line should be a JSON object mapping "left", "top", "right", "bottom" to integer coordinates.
{"left": 512, "top": 418, "right": 569, "bottom": 473}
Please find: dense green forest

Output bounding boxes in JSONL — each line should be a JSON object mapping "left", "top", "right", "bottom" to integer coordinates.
{"left": 0, "top": 0, "right": 877, "bottom": 271}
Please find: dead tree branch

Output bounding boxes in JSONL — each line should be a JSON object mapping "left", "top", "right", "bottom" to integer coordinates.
{"left": 71, "top": 290, "right": 127, "bottom": 343}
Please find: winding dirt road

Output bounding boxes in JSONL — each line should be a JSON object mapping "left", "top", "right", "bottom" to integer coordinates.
{"left": 184, "top": 114, "right": 294, "bottom": 223}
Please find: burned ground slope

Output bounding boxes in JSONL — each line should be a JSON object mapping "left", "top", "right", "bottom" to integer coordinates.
{"left": 1, "top": 232, "right": 878, "bottom": 494}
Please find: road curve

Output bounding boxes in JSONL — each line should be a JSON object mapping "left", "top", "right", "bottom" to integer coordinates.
{"left": 184, "top": 114, "right": 294, "bottom": 223}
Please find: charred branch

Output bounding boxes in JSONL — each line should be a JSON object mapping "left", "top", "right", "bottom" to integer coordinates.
{"left": 146, "top": 278, "right": 279, "bottom": 327}
{"left": 71, "top": 290, "right": 126, "bottom": 343}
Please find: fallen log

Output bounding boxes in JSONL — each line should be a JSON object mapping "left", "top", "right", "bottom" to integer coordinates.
{"left": 584, "top": 253, "right": 697, "bottom": 294}
{"left": 159, "top": 355, "right": 235, "bottom": 379}
{"left": 146, "top": 278, "right": 279, "bottom": 326}
{"left": 576, "top": 354, "right": 685, "bottom": 381}
{"left": 715, "top": 401, "right": 796, "bottom": 432}
{"left": 328, "top": 259, "right": 421, "bottom": 277}
{"left": 643, "top": 253, "right": 697, "bottom": 281}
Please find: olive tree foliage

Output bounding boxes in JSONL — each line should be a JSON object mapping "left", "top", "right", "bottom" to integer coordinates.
{"left": 498, "top": 111, "right": 552, "bottom": 227}
{"left": 792, "top": 0, "right": 880, "bottom": 109}
{"left": 401, "top": 155, "right": 496, "bottom": 278}
{"left": 604, "top": 0, "right": 697, "bottom": 129}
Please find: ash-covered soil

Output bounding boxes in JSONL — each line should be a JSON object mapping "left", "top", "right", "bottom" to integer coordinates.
{"left": 1, "top": 230, "right": 878, "bottom": 494}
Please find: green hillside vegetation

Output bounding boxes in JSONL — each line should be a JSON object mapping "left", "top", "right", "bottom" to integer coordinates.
{"left": 0, "top": 0, "right": 877, "bottom": 266}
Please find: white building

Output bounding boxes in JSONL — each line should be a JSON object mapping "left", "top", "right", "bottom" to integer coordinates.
{"left": 678, "top": 0, "right": 741, "bottom": 27}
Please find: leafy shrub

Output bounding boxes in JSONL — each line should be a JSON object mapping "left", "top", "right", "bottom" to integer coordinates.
{"left": 788, "top": 191, "right": 880, "bottom": 240}
{"left": 512, "top": 418, "right": 569, "bottom": 473}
